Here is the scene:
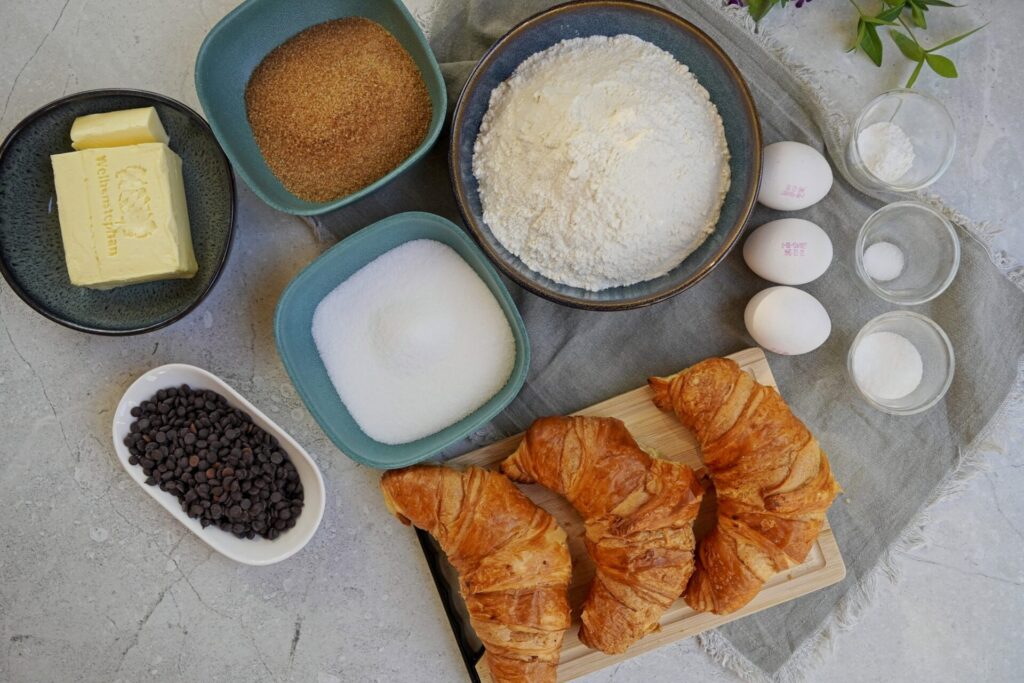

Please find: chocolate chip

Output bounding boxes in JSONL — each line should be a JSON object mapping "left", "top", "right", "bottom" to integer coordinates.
{"left": 125, "top": 385, "right": 304, "bottom": 540}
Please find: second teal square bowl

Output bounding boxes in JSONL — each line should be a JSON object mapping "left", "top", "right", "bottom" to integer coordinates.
{"left": 274, "top": 212, "right": 530, "bottom": 469}
{"left": 195, "top": 0, "right": 446, "bottom": 216}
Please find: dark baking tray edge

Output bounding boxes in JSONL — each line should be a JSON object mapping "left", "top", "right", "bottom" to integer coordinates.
{"left": 416, "top": 528, "right": 485, "bottom": 682}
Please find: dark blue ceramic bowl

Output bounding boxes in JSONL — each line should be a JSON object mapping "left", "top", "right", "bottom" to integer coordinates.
{"left": 450, "top": 0, "right": 762, "bottom": 311}
{"left": 0, "top": 89, "right": 235, "bottom": 334}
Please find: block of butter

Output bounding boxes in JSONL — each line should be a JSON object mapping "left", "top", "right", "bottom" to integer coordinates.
{"left": 70, "top": 107, "right": 170, "bottom": 150}
{"left": 50, "top": 143, "right": 198, "bottom": 289}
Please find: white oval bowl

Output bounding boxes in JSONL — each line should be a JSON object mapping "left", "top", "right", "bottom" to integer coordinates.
{"left": 112, "top": 363, "right": 326, "bottom": 565}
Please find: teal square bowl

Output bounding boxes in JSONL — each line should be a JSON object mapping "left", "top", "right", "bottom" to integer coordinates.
{"left": 194, "top": 0, "right": 446, "bottom": 216}
{"left": 274, "top": 212, "right": 530, "bottom": 469}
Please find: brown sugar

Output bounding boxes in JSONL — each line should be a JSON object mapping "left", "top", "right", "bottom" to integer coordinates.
{"left": 245, "top": 18, "right": 432, "bottom": 203}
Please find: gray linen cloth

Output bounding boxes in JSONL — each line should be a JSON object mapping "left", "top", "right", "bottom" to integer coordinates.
{"left": 310, "top": 1, "right": 1024, "bottom": 679}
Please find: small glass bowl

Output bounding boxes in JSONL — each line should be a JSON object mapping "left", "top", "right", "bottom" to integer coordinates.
{"left": 855, "top": 201, "right": 959, "bottom": 305}
{"left": 846, "top": 89, "right": 956, "bottom": 192}
{"left": 848, "top": 311, "right": 955, "bottom": 416}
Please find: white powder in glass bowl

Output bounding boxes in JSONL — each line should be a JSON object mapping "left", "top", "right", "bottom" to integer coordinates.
{"left": 472, "top": 34, "right": 731, "bottom": 291}
{"left": 863, "top": 241, "right": 905, "bottom": 282}
{"left": 852, "top": 331, "right": 923, "bottom": 401}
{"left": 857, "top": 121, "right": 915, "bottom": 184}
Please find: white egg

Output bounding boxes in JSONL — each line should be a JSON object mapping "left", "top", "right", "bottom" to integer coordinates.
{"left": 758, "top": 141, "right": 834, "bottom": 211}
{"left": 744, "top": 286, "right": 831, "bottom": 355}
{"left": 742, "top": 218, "right": 833, "bottom": 285}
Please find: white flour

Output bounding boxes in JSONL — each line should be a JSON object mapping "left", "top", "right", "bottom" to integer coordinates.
{"left": 857, "top": 122, "right": 915, "bottom": 184}
{"left": 472, "top": 35, "right": 731, "bottom": 291}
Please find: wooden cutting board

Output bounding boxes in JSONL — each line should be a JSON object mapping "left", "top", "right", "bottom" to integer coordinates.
{"left": 433, "top": 347, "right": 845, "bottom": 682}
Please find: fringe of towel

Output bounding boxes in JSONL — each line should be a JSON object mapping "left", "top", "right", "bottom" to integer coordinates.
{"left": 694, "top": 2, "right": 1024, "bottom": 681}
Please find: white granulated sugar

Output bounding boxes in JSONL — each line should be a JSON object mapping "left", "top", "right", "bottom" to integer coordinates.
{"left": 853, "top": 331, "right": 923, "bottom": 401}
{"left": 311, "top": 240, "right": 515, "bottom": 445}
{"left": 857, "top": 122, "right": 915, "bottom": 184}
{"left": 863, "top": 241, "right": 905, "bottom": 282}
{"left": 472, "top": 34, "right": 731, "bottom": 291}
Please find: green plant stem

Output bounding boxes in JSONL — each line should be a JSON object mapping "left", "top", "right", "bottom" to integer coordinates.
{"left": 844, "top": 0, "right": 980, "bottom": 87}
{"left": 895, "top": 13, "right": 927, "bottom": 86}
{"left": 906, "top": 59, "right": 925, "bottom": 87}
{"left": 897, "top": 14, "right": 918, "bottom": 39}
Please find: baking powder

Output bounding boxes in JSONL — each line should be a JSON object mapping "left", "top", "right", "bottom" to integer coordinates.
{"left": 857, "top": 122, "right": 915, "bottom": 184}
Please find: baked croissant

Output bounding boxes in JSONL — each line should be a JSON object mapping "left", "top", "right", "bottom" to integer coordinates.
{"left": 380, "top": 465, "right": 572, "bottom": 683}
{"left": 649, "top": 357, "right": 841, "bottom": 615}
{"left": 501, "top": 416, "right": 703, "bottom": 654}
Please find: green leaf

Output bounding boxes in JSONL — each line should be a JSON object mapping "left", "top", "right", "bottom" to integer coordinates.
{"left": 883, "top": 0, "right": 906, "bottom": 6}
{"left": 890, "top": 29, "right": 925, "bottom": 61}
{"left": 863, "top": 14, "right": 898, "bottom": 25}
{"left": 910, "top": 3, "right": 928, "bottom": 28}
{"left": 861, "top": 23, "right": 884, "bottom": 66}
{"left": 928, "top": 24, "right": 987, "bottom": 51}
{"left": 746, "top": 0, "right": 778, "bottom": 22}
{"left": 848, "top": 19, "right": 868, "bottom": 53}
{"left": 920, "top": 0, "right": 958, "bottom": 7}
{"left": 906, "top": 59, "right": 925, "bottom": 87}
{"left": 876, "top": 5, "right": 905, "bottom": 22}
{"left": 926, "top": 53, "right": 959, "bottom": 77}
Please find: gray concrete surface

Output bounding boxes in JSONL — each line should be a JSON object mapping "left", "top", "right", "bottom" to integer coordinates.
{"left": 1, "top": 1, "right": 1021, "bottom": 681}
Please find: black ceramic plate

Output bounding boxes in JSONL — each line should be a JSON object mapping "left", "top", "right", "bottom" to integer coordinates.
{"left": 0, "top": 89, "right": 235, "bottom": 335}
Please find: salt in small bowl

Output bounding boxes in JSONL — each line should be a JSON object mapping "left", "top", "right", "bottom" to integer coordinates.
{"left": 854, "top": 200, "right": 960, "bottom": 306}
{"left": 847, "top": 311, "right": 955, "bottom": 416}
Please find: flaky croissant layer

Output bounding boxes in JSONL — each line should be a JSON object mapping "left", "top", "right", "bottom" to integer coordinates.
{"left": 650, "top": 357, "right": 841, "bottom": 615}
{"left": 501, "top": 416, "right": 703, "bottom": 654}
{"left": 381, "top": 465, "right": 572, "bottom": 683}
